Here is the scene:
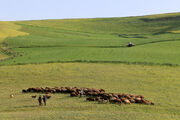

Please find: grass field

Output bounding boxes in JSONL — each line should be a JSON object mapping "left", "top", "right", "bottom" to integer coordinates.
{"left": 1, "top": 63, "right": 180, "bottom": 120}
{"left": 1, "top": 12, "right": 180, "bottom": 120}
{"left": 1, "top": 40, "right": 180, "bottom": 66}
{"left": 0, "top": 12, "right": 180, "bottom": 65}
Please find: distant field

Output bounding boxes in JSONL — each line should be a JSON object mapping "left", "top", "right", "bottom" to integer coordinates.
{"left": 0, "top": 63, "right": 180, "bottom": 120}
{"left": 0, "top": 13, "right": 180, "bottom": 65}
{"left": 1, "top": 40, "right": 180, "bottom": 66}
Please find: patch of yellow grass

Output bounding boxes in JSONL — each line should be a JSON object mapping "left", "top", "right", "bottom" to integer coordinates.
{"left": 0, "top": 22, "right": 29, "bottom": 42}
{"left": 0, "top": 22, "right": 29, "bottom": 60}
{"left": 170, "top": 30, "right": 180, "bottom": 34}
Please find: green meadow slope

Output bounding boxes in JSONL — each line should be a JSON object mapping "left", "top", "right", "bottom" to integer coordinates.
{"left": 1, "top": 12, "right": 180, "bottom": 65}
{"left": 1, "top": 13, "right": 180, "bottom": 120}
{"left": 1, "top": 63, "right": 180, "bottom": 120}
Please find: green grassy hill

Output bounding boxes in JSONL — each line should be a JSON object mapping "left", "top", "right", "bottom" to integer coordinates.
{"left": 1, "top": 63, "right": 180, "bottom": 120}
{"left": 1, "top": 12, "right": 180, "bottom": 65}
{"left": 1, "top": 13, "right": 180, "bottom": 120}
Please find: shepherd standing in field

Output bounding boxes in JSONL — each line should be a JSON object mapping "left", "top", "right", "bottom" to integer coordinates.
{"left": 43, "top": 95, "right": 47, "bottom": 106}
{"left": 80, "top": 88, "right": 84, "bottom": 97}
{"left": 38, "top": 95, "right": 42, "bottom": 106}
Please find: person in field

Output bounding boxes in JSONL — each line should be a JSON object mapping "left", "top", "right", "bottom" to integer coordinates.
{"left": 80, "top": 88, "right": 84, "bottom": 97}
{"left": 43, "top": 95, "right": 47, "bottom": 106}
{"left": 38, "top": 95, "right": 42, "bottom": 106}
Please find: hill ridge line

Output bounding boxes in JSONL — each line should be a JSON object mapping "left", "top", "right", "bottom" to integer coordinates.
{"left": 0, "top": 60, "right": 179, "bottom": 67}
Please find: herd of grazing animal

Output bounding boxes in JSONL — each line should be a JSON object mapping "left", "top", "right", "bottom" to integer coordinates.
{"left": 22, "top": 86, "right": 154, "bottom": 105}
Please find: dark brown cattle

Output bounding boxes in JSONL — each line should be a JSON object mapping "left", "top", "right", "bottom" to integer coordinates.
{"left": 76, "top": 88, "right": 81, "bottom": 92}
{"left": 22, "top": 87, "right": 154, "bottom": 106}
{"left": 92, "top": 92, "right": 99, "bottom": 96}
{"left": 108, "top": 93, "right": 113, "bottom": 98}
{"left": 55, "top": 88, "right": 62, "bottom": 93}
{"left": 101, "top": 93, "right": 110, "bottom": 100}
{"left": 92, "top": 88, "right": 99, "bottom": 93}
{"left": 151, "top": 102, "right": 155, "bottom": 105}
{"left": 70, "top": 92, "right": 78, "bottom": 97}
{"left": 99, "top": 89, "right": 105, "bottom": 92}
{"left": 27, "top": 88, "right": 33, "bottom": 92}
{"left": 113, "top": 95, "right": 119, "bottom": 98}
{"left": 86, "top": 97, "right": 95, "bottom": 101}
{"left": 135, "top": 97, "right": 142, "bottom": 103}
{"left": 31, "top": 95, "right": 36, "bottom": 98}
{"left": 70, "top": 88, "right": 76, "bottom": 93}
{"left": 136, "top": 95, "right": 144, "bottom": 99}
{"left": 109, "top": 97, "right": 117, "bottom": 103}
{"left": 61, "top": 88, "right": 67, "bottom": 93}
{"left": 116, "top": 98, "right": 122, "bottom": 103}
{"left": 126, "top": 95, "right": 132, "bottom": 99}
{"left": 22, "top": 89, "right": 27, "bottom": 93}
{"left": 141, "top": 99, "right": 154, "bottom": 105}
{"left": 35, "top": 87, "right": 44, "bottom": 92}
{"left": 109, "top": 97, "right": 122, "bottom": 104}
{"left": 87, "top": 92, "right": 93, "bottom": 96}
{"left": 45, "top": 94, "right": 51, "bottom": 99}
{"left": 129, "top": 98, "right": 136, "bottom": 103}
{"left": 121, "top": 97, "right": 130, "bottom": 104}
{"left": 65, "top": 87, "right": 72, "bottom": 93}
{"left": 124, "top": 99, "right": 131, "bottom": 104}
{"left": 95, "top": 96, "right": 101, "bottom": 101}
{"left": 83, "top": 88, "right": 88, "bottom": 93}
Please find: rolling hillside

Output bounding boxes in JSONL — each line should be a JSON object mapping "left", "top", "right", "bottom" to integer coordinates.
{"left": 1, "top": 12, "right": 180, "bottom": 65}
{"left": 1, "top": 13, "right": 180, "bottom": 120}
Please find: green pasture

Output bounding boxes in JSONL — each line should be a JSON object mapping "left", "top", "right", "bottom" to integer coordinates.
{"left": 0, "top": 63, "right": 180, "bottom": 120}
{"left": 0, "top": 13, "right": 180, "bottom": 120}
{"left": 1, "top": 40, "right": 180, "bottom": 65}
{"left": 1, "top": 13, "right": 180, "bottom": 65}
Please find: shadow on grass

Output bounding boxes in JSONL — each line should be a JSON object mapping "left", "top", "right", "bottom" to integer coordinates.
{"left": 23, "top": 105, "right": 38, "bottom": 108}
{"left": 14, "top": 105, "right": 38, "bottom": 109}
{"left": 2, "top": 105, "right": 39, "bottom": 112}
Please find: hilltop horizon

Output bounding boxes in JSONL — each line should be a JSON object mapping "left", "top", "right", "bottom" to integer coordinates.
{"left": 1, "top": 12, "right": 180, "bottom": 22}
{"left": 1, "top": 0, "right": 180, "bottom": 21}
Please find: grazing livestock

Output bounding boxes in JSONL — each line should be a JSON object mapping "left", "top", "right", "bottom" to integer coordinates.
{"left": 22, "top": 89, "right": 27, "bottom": 93}
{"left": 31, "top": 95, "right": 36, "bottom": 98}
{"left": 70, "top": 92, "right": 78, "bottom": 97}
{"left": 22, "top": 86, "right": 154, "bottom": 106}
{"left": 124, "top": 99, "right": 131, "bottom": 104}
{"left": 86, "top": 97, "right": 95, "bottom": 101}
{"left": 45, "top": 94, "right": 51, "bottom": 99}
{"left": 10, "top": 94, "right": 14, "bottom": 98}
